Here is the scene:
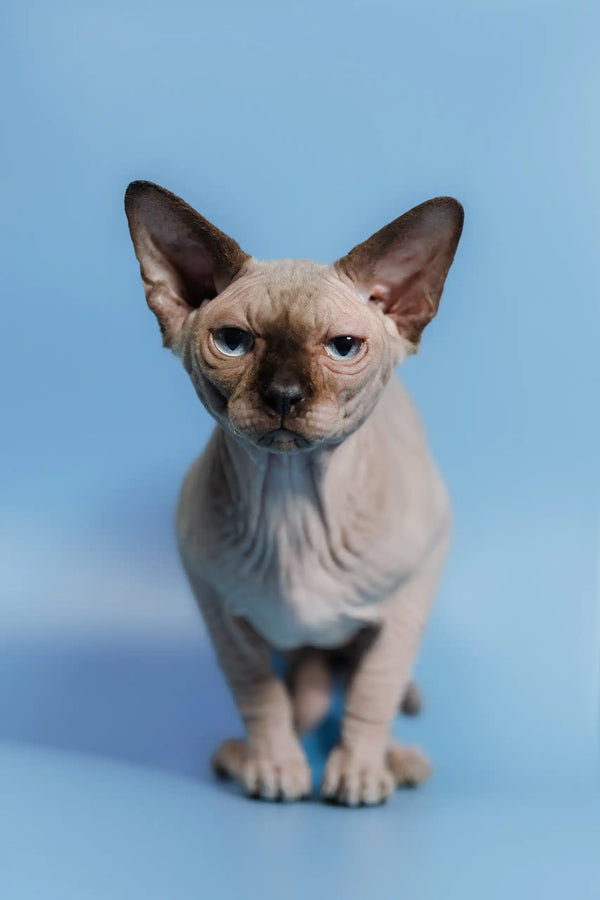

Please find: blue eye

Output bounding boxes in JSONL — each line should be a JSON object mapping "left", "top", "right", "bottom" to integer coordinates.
{"left": 212, "top": 327, "right": 254, "bottom": 357}
{"left": 325, "top": 336, "right": 363, "bottom": 360}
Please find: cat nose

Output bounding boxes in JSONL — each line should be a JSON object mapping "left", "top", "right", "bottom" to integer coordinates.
{"left": 263, "top": 383, "right": 305, "bottom": 417}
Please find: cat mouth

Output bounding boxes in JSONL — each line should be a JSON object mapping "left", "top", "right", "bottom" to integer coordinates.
{"left": 257, "top": 428, "right": 310, "bottom": 451}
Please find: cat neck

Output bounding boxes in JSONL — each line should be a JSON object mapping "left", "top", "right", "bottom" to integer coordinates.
{"left": 217, "top": 423, "right": 371, "bottom": 513}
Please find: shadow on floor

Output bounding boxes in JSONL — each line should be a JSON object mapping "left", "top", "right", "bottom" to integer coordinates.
{"left": 0, "top": 628, "right": 498, "bottom": 793}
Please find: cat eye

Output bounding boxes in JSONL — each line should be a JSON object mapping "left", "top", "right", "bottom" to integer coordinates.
{"left": 325, "top": 336, "right": 364, "bottom": 360}
{"left": 211, "top": 327, "right": 254, "bottom": 357}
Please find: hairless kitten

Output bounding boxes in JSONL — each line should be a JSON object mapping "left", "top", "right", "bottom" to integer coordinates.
{"left": 125, "top": 182, "right": 463, "bottom": 806}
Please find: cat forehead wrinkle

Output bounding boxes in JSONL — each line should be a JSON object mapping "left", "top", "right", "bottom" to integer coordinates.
{"left": 245, "top": 259, "right": 371, "bottom": 332}
{"left": 253, "top": 260, "right": 327, "bottom": 307}
{"left": 199, "top": 255, "right": 386, "bottom": 347}
{"left": 204, "top": 258, "right": 323, "bottom": 324}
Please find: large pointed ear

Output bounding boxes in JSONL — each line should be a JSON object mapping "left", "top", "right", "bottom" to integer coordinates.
{"left": 336, "top": 197, "right": 464, "bottom": 346}
{"left": 124, "top": 181, "right": 250, "bottom": 349}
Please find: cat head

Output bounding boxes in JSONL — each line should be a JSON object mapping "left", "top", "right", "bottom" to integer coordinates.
{"left": 125, "top": 181, "right": 463, "bottom": 453}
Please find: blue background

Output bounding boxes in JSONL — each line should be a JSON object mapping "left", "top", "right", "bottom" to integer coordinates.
{"left": 1, "top": 0, "right": 599, "bottom": 897}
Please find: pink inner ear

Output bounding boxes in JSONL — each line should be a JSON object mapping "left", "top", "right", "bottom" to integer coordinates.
{"left": 370, "top": 277, "right": 432, "bottom": 318}
{"left": 157, "top": 238, "right": 222, "bottom": 308}
{"left": 368, "top": 243, "right": 438, "bottom": 328}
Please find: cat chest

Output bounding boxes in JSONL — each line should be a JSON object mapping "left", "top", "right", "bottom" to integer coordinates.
{"left": 228, "top": 563, "right": 377, "bottom": 650}
{"left": 213, "top": 518, "right": 383, "bottom": 650}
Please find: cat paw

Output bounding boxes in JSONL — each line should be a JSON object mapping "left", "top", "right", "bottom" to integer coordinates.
{"left": 386, "top": 740, "right": 431, "bottom": 786}
{"left": 321, "top": 746, "right": 395, "bottom": 806}
{"left": 212, "top": 738, "right": 312, "bottom": 802}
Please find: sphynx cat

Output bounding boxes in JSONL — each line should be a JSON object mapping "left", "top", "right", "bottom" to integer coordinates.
{"left": 125, "top": 182, "right": 463, "bottom": 805}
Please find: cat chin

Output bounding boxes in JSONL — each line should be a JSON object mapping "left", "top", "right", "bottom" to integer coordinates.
{"left": 257, "top": 428, "right": 312, "bottom": 453}
{"left": 226, "top": 420, "right": 352, "bottom": 455}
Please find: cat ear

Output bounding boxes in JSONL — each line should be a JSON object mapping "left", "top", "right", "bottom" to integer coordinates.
{"left": 336, "top": 197, "right": 463, "bottom": 346}
{"left": 124, "top": 181, "right": 250, "bottom": 349}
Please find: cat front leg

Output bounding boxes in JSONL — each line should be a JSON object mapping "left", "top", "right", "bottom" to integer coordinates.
{"left": 187, "top": 572, "right": 312, "bottom": 801}
{"left": 322, "top": 535, "right": 447, "bottom": 806}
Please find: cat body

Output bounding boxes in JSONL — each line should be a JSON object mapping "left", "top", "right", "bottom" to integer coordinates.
{"left": 125, "top": 182, "right": 462, "bottom": 805}
{"left": 177, "top": 378, "right": 449, "bottom": 651}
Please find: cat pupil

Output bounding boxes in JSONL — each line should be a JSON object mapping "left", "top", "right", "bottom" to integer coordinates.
{"left": 224, "top": 328, "right": 244, "bottom": 349}
{"left": 335, "top": 336, "right": 353, "bottom": 355}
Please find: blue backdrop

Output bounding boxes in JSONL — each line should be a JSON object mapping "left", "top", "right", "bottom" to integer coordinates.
{"left": 1, "top": 1, "right": 599, "bottom": 897}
